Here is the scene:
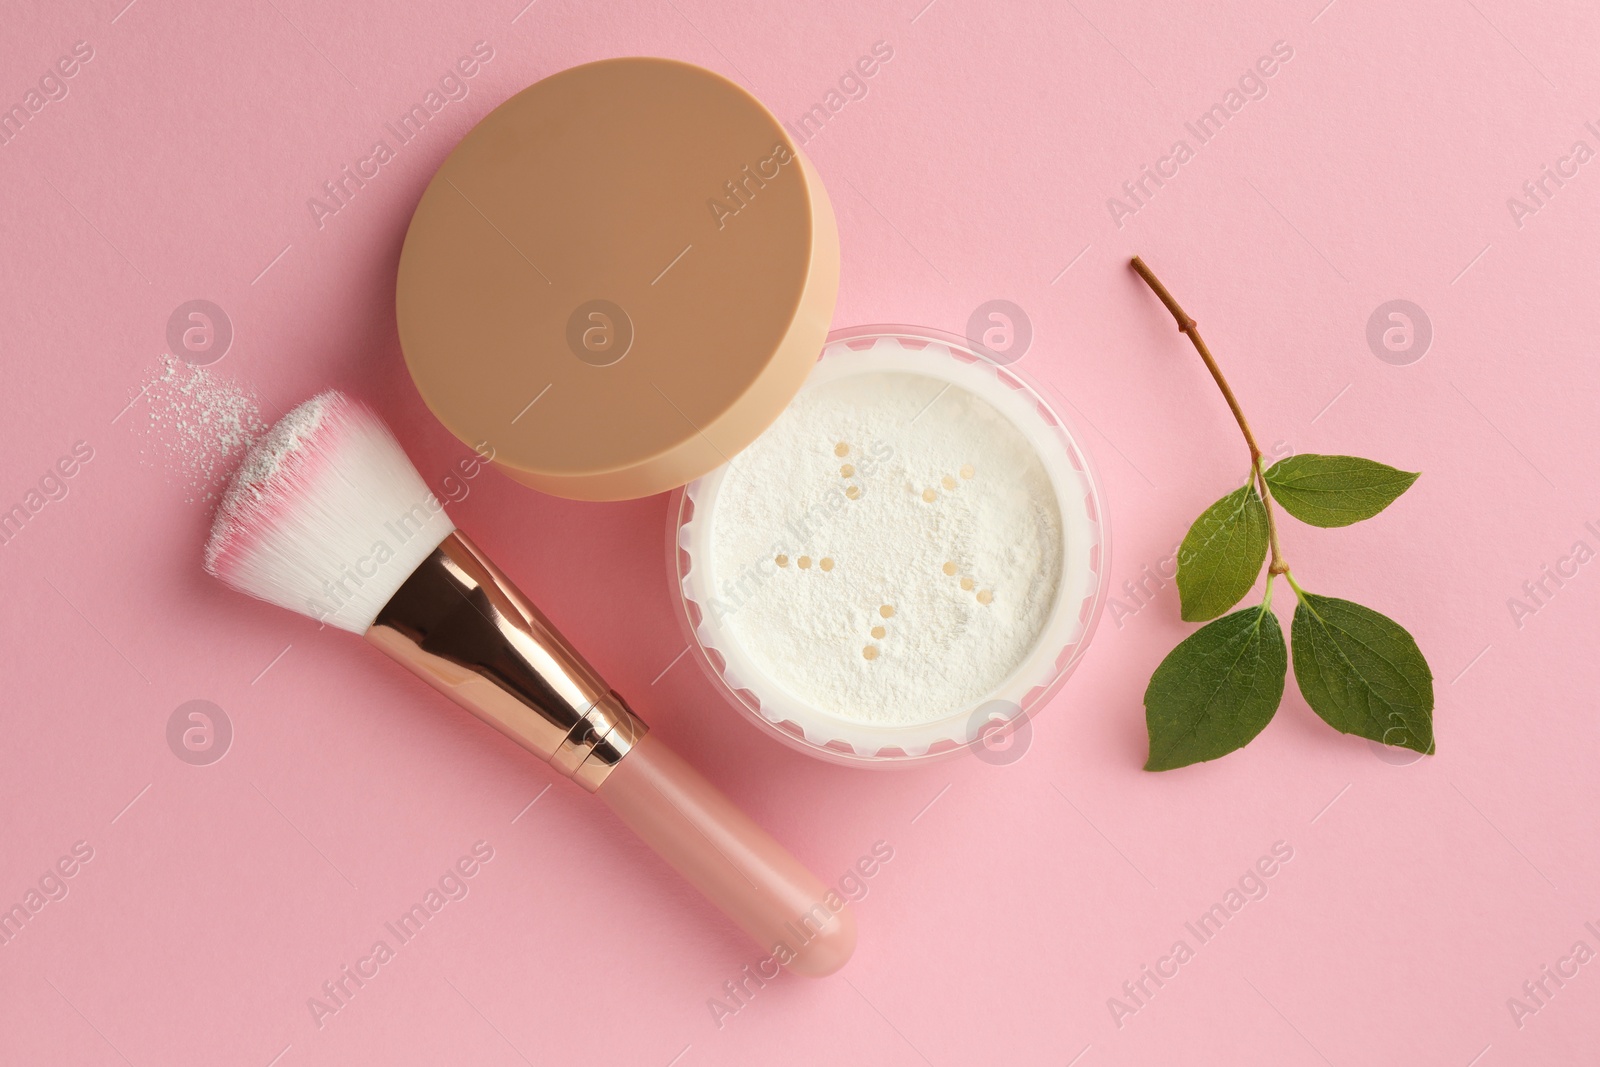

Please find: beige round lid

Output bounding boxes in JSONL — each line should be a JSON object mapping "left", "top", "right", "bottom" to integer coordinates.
{"left": 396, "top": 57, "right": 839, "bottom": 501}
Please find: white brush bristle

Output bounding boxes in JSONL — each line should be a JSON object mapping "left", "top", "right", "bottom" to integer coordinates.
{"left": 204, "top": 391, "right": 456, "bottom": 633}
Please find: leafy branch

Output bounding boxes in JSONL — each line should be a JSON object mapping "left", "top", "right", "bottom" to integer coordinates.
{"left": 1131, "top": 256, "right": 1434, "bottom": 771}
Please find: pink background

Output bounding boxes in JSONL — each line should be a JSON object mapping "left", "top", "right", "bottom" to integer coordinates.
{"left": 3, "top": 0, "right": 1597, "bottom": 1064}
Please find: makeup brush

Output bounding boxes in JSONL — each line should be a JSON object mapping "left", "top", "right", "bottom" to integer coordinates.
{"left": 205, "top": 391, "right": 854, "bottom": 976}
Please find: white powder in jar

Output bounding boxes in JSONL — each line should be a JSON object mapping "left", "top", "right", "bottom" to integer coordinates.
{"left": 706, "top": 371, "right": 1065, "bottom": 726}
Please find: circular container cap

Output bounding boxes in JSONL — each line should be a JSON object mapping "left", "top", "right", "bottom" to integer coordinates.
{"left": 396, "top": 57, "right": 840, "bottom": 501}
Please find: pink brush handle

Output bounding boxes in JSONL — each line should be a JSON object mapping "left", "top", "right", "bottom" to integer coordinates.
{"left": 596, "top": 733, "right": 856, "bottom": 977}
{"left": 365, "top": 534, "right": 852, "bottom": 974}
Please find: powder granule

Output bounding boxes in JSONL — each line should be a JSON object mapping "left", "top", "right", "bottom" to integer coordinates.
{"left": 707, "top": 371, "right": 1064, "bottom": 726}
{"left": 131, "top": 355, "right": 268, "bottom": 502}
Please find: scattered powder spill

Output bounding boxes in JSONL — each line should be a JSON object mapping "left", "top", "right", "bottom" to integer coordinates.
{"left": 130, "top": 355, "right": 269, "bottom": 503}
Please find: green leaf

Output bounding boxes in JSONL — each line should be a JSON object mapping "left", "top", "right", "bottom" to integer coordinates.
{"left": 1176, "top": 481, "right": 1269, "bottom": 621}
{"left": 1145, "top": 604, "right": 1287, "bottom": 771}
{"left": 1290, "top": 592, "right": 1435, "bottom": 754}
{"left": 1263, "top": 454, "right": 1419, "bottom": 528}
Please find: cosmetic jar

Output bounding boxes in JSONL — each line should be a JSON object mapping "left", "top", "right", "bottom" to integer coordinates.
{"left": 668, "top": 325, "right": 1108, "bottom": 765}
{"left": 395, "top": 58, "right": 1109, "bottom": 767}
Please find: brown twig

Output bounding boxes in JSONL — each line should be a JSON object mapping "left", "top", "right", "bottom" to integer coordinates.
{"left": 1258, "top": 467, "right": 1288, "bottom": 575}
{"left": 1130, "top": 256, "right": 1263, "bottom": 464}
{"left": 1130, "top": 255, "right": 1290, "bottom": 576}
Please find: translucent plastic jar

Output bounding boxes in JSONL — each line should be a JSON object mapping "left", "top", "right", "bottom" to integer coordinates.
{"left": 668, "top": 325, "right": 1109, "bottom": 766}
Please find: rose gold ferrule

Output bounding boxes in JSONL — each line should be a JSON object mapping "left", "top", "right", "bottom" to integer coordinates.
{"left": 365, "top": 531, "right": 646, "bottom": 791}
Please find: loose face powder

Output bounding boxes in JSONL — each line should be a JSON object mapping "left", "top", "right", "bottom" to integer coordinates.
{"left": 678, "top": 329, "right": 1106, "bottom": 762}
{"left": 706, "top": 371, "right": 1064, "bottom": 726}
